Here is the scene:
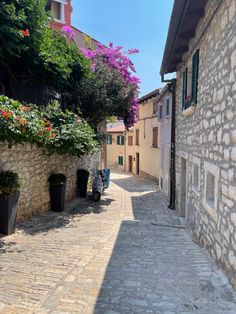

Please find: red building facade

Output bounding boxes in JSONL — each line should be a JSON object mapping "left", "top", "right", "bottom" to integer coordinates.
{"left": 49, "top": 0, "right": 100, "bottom": 50}
{"left": 49, "top": 0, "right": 72, "bottom": 30}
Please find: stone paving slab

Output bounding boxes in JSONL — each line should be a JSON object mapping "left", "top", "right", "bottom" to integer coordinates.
{"left": 0, "top": 172, "right": 236, "bottom": 313}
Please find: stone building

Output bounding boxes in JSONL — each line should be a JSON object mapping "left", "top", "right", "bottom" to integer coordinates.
{"left": 161, "top": 0, "right": 236, "bottom": 287}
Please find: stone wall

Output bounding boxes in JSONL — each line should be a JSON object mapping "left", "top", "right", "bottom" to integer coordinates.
{"left": 175, "top": 0, "right": 236, "bottom": 287}
{"left": 0, "top": 142, "right": 100, "bottom": 222}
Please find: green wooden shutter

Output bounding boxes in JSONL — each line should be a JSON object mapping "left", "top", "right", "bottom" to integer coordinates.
{"left": 191, "top": 49, "right": 200, "bottom": 104}
{"left": 182, "top": 68, "right": 188, "bottom": 110}
{"left": 121, "top": 136, "right": 124, "bottom": 145}
{"left": 117, "top": 136, "right": 120, "bottom": 145}
{"left": 107, "top": 135, "right": 112, "bottom": 144}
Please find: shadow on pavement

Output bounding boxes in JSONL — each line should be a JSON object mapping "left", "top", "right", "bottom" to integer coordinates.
{"left": 17, "top": 212, "right": 73, "bottom": 235}
{"left": 93, "top": 219, "right": 201, "bottom": 313}
{"left": 17, "top": 194, "right": 115, "bottom": 235}
{"left": 71, "top": 195, "right": 115, "bottom": 216}
{"left": 93, "top": 191, "right": 235, "bottom": 313}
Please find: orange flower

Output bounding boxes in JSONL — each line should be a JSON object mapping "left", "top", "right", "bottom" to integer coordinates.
{"left": 22, "top": 29, "right": 30, "bottom": 37}
{"left": 20, "top": 105, "right": 31, "bottom": 112}
{"left": 50, "top": 133, "right": 56, "bottom": 139}
{"left": 1, "top": 111, "right": 13, "bottom": 119}
{"left": 16, "top": 117, "right": 28, "bottom": 125}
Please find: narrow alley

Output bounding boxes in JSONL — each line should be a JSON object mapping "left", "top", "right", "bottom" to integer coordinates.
{"left": 0, "top": 172, "right": 236, "bottom": 314}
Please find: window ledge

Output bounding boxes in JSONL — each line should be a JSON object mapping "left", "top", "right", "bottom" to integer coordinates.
{"left": 203, "top": 199, "right": 218, "bottom": 222}
{"left": 54, "top": 18, "right": 66, "bottom": 24}
{"left": 182, "top": 105, "right": 196, "bottom": 117}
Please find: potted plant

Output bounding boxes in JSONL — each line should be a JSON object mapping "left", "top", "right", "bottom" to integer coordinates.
{"left": 48, "top": 173, "right": 67, "bottom": 212}
{"left": 0, "top": 171, "right": 22, "bottom": 235}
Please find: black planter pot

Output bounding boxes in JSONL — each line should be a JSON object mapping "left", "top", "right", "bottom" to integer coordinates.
{"left": 77, "top": 169, "right": 89, "bottom": 197}
{"left": 0, "top": 191, "right": 20, "bottom": 235}
{"left": 49, "top": 184, "right": 66, "bottom": 212}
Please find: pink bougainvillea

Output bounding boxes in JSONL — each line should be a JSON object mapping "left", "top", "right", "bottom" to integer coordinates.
{"left": 61, "top": 26, "right": 75, "bottom": 39}
{"left": 81, "top": 43, "right": 140, "bottom": 129}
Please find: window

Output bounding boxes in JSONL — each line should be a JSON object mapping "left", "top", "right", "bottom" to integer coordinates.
{"left": 192, "top": 156, "right": 200, "bottom": 193}
{"left": 117, "top": 135, "right": 124, "bottom": 145}
{"left": 128, "top": 136, "right": 133, "bottom": 146}
{"left": 206, "top": 172, "right": 215, "bottom": 208}
{"left": 182, "top": 49, "right": 199, "bottom": 110}
{"left": 51, "top": 0, "right": 66, "bottom": 22}
{"left": 118, "top": 156, "right": 124, "bottom": 165}
{"left": 159, "top": 105, "right": 163, "bottom": 119}
{"left": 203, "top": 161, "right": 219, "bottom": 220}
{"left": 166, "top": 99, "right": 170, "bottom": 116}
{"left": 193, "top": 164, "right": 199, "bottom": 188}
{"left": 153, "top": 101, "right": 158, "bottom": 115}
{"left": 107, "top": 135, "right": 112, "bottom": 145}
{"left": 135, "top": 129, "right": 139, "bottom": 146}
{"left": 152, "top": 127, "right": 158, "bottom": 148}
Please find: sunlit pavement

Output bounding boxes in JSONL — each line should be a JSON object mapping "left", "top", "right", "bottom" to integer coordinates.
{"left": 0, "top": 172, "right": 236, "bottom": 313}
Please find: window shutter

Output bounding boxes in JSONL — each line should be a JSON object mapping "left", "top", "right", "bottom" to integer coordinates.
{"left": 117, "top": 136, "right": 120, "bottom": 145}
{"left": 121, "top": 136, "right": 124, "bottom": 145}
{"left": 166, "top": 99, "right": 170, "bottom": 116}
{"left": 152, "top": 127, "right": 158, "bottom": 147}
{"left": 107, "top": 135, "right": 112, "bottom": 144}
{"left": 192, "top": 49, "right": 200, "bottom": 104}
{"left": 159, "top": 105, "right": 163, "bottom": 119}
{"left": 182, "top": 68, "right": 188, "bottom": 110}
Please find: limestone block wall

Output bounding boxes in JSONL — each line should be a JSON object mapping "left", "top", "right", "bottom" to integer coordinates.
{"left": 175, "top": 0, "right": 236, "bottom": 287}
{"left": 0, "top": 142, "right": 100, "bottom": 222}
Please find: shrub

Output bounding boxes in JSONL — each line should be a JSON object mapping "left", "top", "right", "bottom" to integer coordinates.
{"left": 0, "top": 95, "right": 100, "bottom": 156}
{"left": 48, "top": 173, "right": 67, "bottom": 186}
{"left": 0, "top": 171, "right": 22, "bottom": 194}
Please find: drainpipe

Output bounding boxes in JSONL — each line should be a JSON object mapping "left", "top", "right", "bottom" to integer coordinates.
{"left": 124, "top": 130, "right": 127, "bottom": 172}
{"left": 161, "top": 75, "right": 176, "bottom": 210}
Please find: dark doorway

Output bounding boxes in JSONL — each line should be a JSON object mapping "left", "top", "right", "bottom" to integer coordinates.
{"left": 136, "top": 153, "right": 140, "bottom": 175}
{"left": 128, "top": 156, "right": 133, "bottom": 173}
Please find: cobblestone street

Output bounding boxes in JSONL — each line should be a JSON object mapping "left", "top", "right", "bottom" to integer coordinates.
{"left": 0, "top": 172, "right": 236, "bottom": 313}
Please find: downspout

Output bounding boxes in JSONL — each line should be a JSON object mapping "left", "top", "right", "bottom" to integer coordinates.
{"left": 161, "top": 75, "right": 176, "bottom": 210}
{"left": 124, "top": 130, "right": 127, "bottom": 172}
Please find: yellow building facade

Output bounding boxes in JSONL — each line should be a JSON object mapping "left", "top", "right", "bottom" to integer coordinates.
{"left": 107, "top": 87, "right": 172, "bottom": 198}
{"left": 107, "top": 123, "right": 125, "bottom": 171}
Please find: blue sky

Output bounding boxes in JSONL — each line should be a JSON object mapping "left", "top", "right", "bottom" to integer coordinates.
{"left": 72, "top": 0, "right": 174, "bottom": 96}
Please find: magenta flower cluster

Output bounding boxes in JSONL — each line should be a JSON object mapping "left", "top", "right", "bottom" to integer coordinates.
{"left": 61, "top": 26, "right": 75, "bottom": 39}
{"left": 81, "top": 42, "right": 140, "bottom": 129}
